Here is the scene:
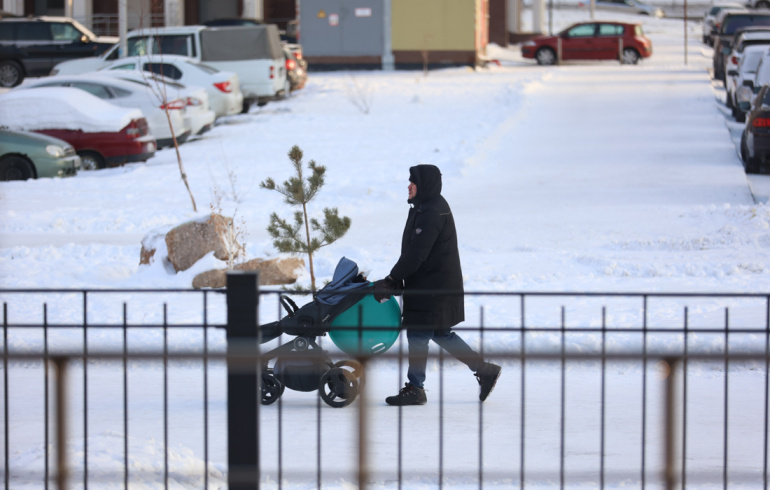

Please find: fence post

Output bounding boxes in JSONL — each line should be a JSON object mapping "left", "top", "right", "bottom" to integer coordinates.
{"left": 226, "top": 271, "right": 260, "bottom": 489}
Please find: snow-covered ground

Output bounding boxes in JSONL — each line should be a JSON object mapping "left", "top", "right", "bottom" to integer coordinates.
{"left": 1, "top": 8, "right": 770, "bottom": 489}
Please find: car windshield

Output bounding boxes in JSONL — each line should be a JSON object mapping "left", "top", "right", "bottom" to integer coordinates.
{"left": 635, "top": 25, "right": 644, "bottom": 36}
{"left": 723, "top": 16, "right": 770, "bottom": 35}
{"left": 742, "top": 52, "right": 763, "bottom": 73}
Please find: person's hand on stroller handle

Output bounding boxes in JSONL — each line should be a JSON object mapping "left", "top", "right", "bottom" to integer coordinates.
{"left": 373, "top": 275, "right": 403, "bottom": 303}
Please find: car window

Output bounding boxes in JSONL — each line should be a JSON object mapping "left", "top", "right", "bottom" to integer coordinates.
{"left": 17, "top": 22, "right": 51, "bottom": 41}
{"left": 566, "top": 24, "right": 596, "bottom": 38}
{"left": 0, "top": 23, "right": 15, "bottom": 41}
{"left": 127, "top": 36, "right": 150, "bottom": 56}
{"left": 144, "top": 63, "right": 183, "bottom": 80}
{"left": 723, "top": 15, "right": 770, "bottom": 35}
{"left": 154, "top": 35, "right": 195, "bottom": 57}
{"left": 741, "top": 52, "right": 763, "bottom": 73}
{"left": 51, "top": 22, "right": 83, "bottom": 41}
{"left": 69, "top": 82, "right": 112, "bottom": 99}
{"left": 598, "top": 24, "right": 624, "bottom": 36}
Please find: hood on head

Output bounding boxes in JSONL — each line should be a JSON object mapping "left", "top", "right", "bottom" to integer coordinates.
{"left": 409, "top": 164, "right": 442, "bottom": 204}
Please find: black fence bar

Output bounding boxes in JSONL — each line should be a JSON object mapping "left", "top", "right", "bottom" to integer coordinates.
{"left": 82, "top": 292, "right": 87, "bottom": 490}
{"left": 225, "top": 272, "right": 260, "bottom": 490}
{"left": 122, "top": 304, "right": 128, "bottom": 490}
{"left": 3, "top": 303, "right": 7, "bottom": 490}
{"left": 43, "top": 304, "right": 49, "bottom": 490}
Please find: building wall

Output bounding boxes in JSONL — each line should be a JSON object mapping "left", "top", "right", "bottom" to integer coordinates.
{"left": 391, "top": 0, "right": 476, "bottom": 52}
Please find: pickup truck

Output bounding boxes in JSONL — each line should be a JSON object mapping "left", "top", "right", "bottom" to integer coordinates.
{"left": 52, "top": 25, "right": 288, "bottom": 110}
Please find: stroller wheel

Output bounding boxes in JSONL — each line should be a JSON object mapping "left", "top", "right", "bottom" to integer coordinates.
{"left": 260, "top": 373, "right": 285, "bottom": 405}
{"left": 319, "top": 368, "right": 359, "bottom": 408}
{"left": 334, "top": 360, "right": 366, "bottom": 389}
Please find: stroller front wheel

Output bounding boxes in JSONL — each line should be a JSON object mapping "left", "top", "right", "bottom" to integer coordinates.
{"left": 260, "top": 373, "right": 285, "bottom": 405}
{"left": 319, "top": 368, "right": 359, "bottom": 408}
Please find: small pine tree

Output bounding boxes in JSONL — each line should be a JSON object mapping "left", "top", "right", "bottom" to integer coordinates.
{"left": 260, "top": 145, "right": 351, "bottom": 292}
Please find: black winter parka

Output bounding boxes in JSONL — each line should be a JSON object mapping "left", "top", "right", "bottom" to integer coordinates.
{"left": 389, "top": 165, "right": 465, "bottom": 330}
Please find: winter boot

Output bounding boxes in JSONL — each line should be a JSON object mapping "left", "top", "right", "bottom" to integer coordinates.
{"left": 385, "top": 383, "right": 427, "bottom": 406}
{"left": 475, "top": 362, "right": 501, "bottom": 402}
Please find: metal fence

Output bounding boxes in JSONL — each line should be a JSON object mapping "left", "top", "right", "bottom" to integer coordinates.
{"left": 0, "top": 276, "right": 769, "bottom": 489}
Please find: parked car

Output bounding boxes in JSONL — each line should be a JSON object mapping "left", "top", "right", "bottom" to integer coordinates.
{"left": 17, "top": 73, "right": 191, "bottom": 147}
{"left": 99, "top": 54, "right": 244, "bottom": 118}
{"left": 98, "top": 70, "right": 216, "bottom": 137}
{"left": 52, "top": 24, "right": 288, "bottom": 110}
{"left": 595, "top": 0, "right": 664, "bottom": 17}
{"left": 727, "top": 44, "right": 767, "bottom": 120}
{"left": 0, "top": 16, "right": 117, "bottom": 88}
{"left": 521, "top": 21, "right": 652, "bottom": 65}
{"left": 740, "top": 82, "right": 770, "bottom": 173}
{"left": 713, "top": 11, "right": 770, "bottom": 82}
{"left": 0, "top": 129, "right": 80, "bottom": 181}
{"left": 283, "top": 45, "right": 307, "bottom": 91}
{"left": 0, "top": 87, "right": 156, "bottom": 170}
{"left": 703, "top": 3, "right": 746, "bottom": 44}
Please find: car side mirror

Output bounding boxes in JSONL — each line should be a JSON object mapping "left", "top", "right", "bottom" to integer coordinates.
{"left": 728, "top": 70, "right": 739, "bottom": 76}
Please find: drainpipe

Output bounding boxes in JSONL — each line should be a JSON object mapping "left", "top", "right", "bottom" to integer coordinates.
{"left": 382, "top": 0, "right": 395, "bottom": 70}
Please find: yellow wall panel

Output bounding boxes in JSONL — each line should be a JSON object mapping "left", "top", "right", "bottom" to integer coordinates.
{"left": 392, "top": 0, "right": 477, "bottom": 51}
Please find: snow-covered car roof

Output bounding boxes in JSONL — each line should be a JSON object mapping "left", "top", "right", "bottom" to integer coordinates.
{"left": 0, "top": 87, "right": 142, "bottom": 133}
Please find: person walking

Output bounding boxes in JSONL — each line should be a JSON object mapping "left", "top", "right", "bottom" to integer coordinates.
{"left": 374, "top": 164, "right": 501, "bottom": 406}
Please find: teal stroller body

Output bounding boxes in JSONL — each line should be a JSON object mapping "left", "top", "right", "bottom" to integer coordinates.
{"left": 258, "top": 258, "right": 400, "bottom": 407}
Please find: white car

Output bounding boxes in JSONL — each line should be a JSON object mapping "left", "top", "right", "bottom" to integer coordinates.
{"left": 16, "top": 74, "right": 190, "bottom": 148}
{"left": 595, "top": 0, "right": 664, "bottom": 17}
{"left": 98, "top": 70, "right": 216, "bottom": 137}
{"left": 730, "top": 45, "right": 767, "bottom": 121}
{"left": 99, "top": 55, "right": 244, "bottom": 118}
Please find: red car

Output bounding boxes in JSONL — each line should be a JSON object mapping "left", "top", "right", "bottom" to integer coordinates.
{"left": 0, "top": 87, "right": 156, "bottom": 170}
{"left": 521, "top": 21, "right": 653, "bottom": 65}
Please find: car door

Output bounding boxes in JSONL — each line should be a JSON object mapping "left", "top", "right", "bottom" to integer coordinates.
{"left": 593, "top": 23, "right": 625, "bottom": 60}
{"left": 561, "top": 24, "right": 598, "bottom": 60}
{"left": 49, "top": 22, "right": 98, "bottom": 68}
{"left": 15, "top": 22, "right": 56, "bottom": 76}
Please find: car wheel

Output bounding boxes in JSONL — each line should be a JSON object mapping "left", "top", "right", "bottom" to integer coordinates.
{"left": 621, "top": 48, "right": 641, "bottom": 65}
{"left": 0, "top": 155, "right": 34, "bottom": 181}
{"left": 535, "top": 47, "right": 556, "bottom": 66}
{"left": 77, "top": 151, "right": 105, "bottom": 171}
{"left": 757, "top": 0, "right": 770, "bottom": 7}
{"left": 0, "top": 61, "right": 23, "bottom": 88}
{"left": 741, "top": 132, "right": 761, "bottom": 173}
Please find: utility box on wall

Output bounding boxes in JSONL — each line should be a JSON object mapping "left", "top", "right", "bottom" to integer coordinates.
{"left": 391, "top": 0, "right": 488, "bottom": 67}
{"left": 300, "top": 0, "right": 384, "bottom": 67}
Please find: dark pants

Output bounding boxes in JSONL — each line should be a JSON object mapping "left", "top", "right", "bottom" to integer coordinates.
{"left": 406, "top": 329, "right": 485, "bottom": 388}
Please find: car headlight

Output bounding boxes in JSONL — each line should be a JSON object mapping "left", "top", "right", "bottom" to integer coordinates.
{"left": 523, "top": 40, "right": 536, "bottom": 47}
{"left": 46, "top": 145, "right": 66, "bottom": 157}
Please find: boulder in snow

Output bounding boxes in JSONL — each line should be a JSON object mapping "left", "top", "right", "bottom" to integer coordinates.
{"left": 192, "top": 257, "right": 305, "bottom": 289}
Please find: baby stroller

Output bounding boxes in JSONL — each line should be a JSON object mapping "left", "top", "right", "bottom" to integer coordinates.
{"left": 257, "top": 257, "right": 401, "bottom": 408}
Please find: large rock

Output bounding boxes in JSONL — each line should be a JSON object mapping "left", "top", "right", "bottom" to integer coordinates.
{"left": 192, "top": 257, "right": 305, "bottom": 289}
{"left": 164, "top": 214, "right": 244, "bottom": 272}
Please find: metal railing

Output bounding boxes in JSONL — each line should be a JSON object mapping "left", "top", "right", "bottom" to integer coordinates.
{"left": 0, "top": 278, "right": 768, "bottom": 488}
